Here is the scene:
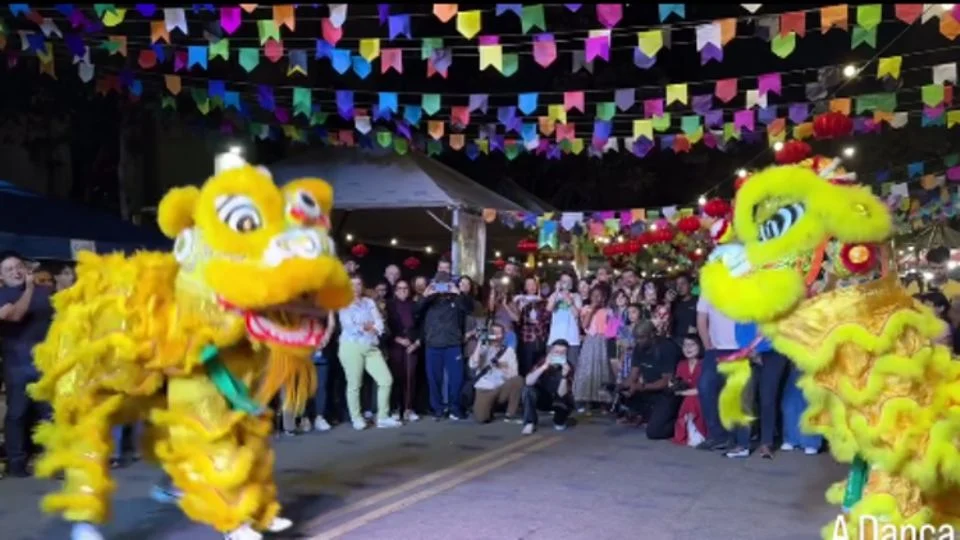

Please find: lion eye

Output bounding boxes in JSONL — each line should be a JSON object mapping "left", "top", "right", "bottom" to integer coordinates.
{"left": 758, "top": 203, "right": 804, "bottom": 242}
{"left": 215, "top": 195, "right": 263, "bottom": 233}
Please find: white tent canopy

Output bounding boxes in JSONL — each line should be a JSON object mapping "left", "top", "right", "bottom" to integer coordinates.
{"left": 268, "top": 147, "right": 526, "bottom": 211}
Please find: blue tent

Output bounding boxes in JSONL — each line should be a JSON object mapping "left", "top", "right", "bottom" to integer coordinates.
{"left": 0, "top": 181, "right": 170, "bottom": 260}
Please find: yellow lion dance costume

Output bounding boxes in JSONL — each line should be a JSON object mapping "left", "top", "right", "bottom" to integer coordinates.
{"left": 701, "top": 155, "right": 960, "bottom": 539}
{"left": 28, "top": 165, "right": 352, "bottom": 540}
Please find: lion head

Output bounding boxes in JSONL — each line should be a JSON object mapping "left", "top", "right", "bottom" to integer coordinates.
{"left": 157, "top": 165, "right": 352, "bottom": 351}
{"left": 700, "top": 156, "right": 893, "bottom": 324}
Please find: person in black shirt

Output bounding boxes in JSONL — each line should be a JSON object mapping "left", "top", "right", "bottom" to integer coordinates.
{"left": 670, "top": 273, "right": 698, "bottom": 340}
{"left": 0, "top": 252, "right": 54, "bottom": 476}
{"left": 521, "top": 339, "right": 575, "bottom": 435}
{"left": 619, "top": 320, "right": 681, "bottom": 439}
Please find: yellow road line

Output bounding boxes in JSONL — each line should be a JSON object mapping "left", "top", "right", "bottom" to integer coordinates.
{"left": 307, "top": 436, "right": 560, "bottom": 540}
{"left": 299, "top": 434, "right": 544, "bottom": 529}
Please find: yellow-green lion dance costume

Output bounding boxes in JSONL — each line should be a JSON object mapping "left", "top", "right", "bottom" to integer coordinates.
{"left": 700, "top": 155, "right": 960, "bottom": 539}
{"left": 28, "top": 164, "right": 352, "bottom": 540}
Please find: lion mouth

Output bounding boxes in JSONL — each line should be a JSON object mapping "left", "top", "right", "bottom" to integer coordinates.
{"left": 217, "top": 296, "right": 327, "bottom": 348}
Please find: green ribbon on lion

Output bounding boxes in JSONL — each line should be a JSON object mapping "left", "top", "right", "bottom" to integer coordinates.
{"left": 201, "top": 344, "right": 265, "bottom": 415}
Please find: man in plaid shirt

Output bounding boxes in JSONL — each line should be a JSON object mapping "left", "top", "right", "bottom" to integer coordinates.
{"left": 517, "top": 280, "right": 551, "bottom": 375}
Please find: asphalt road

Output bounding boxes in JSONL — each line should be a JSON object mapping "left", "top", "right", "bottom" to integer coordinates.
{"left": 0, "top": 415, "right": 844, "bottom": 540}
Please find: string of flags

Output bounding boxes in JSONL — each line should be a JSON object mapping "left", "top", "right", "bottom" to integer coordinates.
{"left": 6, "top": 3, "right": 960, "bottom": 84}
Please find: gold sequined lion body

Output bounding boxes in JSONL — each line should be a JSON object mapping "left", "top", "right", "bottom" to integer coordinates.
{"left": 28, "top": 165, "right": 352, "bottom": 540}
{"left": 700, "top": 156, "right": 960, "bottom": 539}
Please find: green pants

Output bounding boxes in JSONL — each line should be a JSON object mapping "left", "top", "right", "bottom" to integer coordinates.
{"left": 338, "top": 340, "right": 393, "bottom": 422}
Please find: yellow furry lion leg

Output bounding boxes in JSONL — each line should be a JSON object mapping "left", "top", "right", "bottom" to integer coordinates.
{"left": 153, "top": 374, "right": 276, "bottom": 533}
{"left": 717, "top": 359, "right": 755, "bottom": 430}
{"left": 29, "top": 384, "right": 124, "bottom": 525}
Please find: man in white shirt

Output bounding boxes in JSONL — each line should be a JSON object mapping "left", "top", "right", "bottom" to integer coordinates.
{"left": 696, "top": 296, "right": 739, "bottom": 450}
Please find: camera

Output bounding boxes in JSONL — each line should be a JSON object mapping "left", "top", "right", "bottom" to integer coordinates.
{"left": 668, "top": 377, "right": 690, "bottom": 392}
{"left": 603, "top": 383, "right": 630, "bottom": 416}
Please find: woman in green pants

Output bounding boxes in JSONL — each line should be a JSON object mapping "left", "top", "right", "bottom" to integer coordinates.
{"left": 338, "top": 275, "right": 402, "bottom": 430}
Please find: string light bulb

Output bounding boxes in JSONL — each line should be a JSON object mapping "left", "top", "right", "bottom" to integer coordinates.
{"left": 390, "top": 238, "right": 398, "bottom": 246}
{"left": 425, "top": 246, "right": 433, "bottom": 253}
{"left": 737, "top": 168, "right": 748, "bottom": 178}
{"left": 345, "top": 233, "right": 353, "bottom": 242}
{"left": 494, "top": 251, "right": 502, "bottom": 258}
{"left": 843, "top": 146, "right": 855, "bottom": 157}
{"left": 843, "top": 64, "right": 857, "bottom": 78}
{"left": 773, "top": 141, "right": 785, "bottom": 152}
{"left": 698, "top": 195, "right": 707, "bottom": 205}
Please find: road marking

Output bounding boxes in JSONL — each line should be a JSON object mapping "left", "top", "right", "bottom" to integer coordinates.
{"left": 307, "top": 436, "right": 560, "bottom": 539}
{"left": 299, "top": 434, "right": 545, "bottom": 529}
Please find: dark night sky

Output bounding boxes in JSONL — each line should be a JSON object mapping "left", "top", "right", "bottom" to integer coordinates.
{"left": 0, "top": 3, "right": 958, "bottom": 213}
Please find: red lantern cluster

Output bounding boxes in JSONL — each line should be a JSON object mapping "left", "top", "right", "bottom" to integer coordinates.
{"left": 403, "top": 256, "right": 421, "bottom": 271}
{"left": 517, "top": 239, "right": 538, "bottom": 254}
{"left": 812, "top": 111, "right": 853, "bottom": 139}
{"left": 774, "top": 140, "right": 812, "bottom": 165}
{"left": 350, "top": 243, "right": 369, "bottom": 259}
{"left": 602, "top": 239, "right": 642, "bottom": 258}
{"left": 492, "top": 257, "right": 506, "bottom": 270}
{"left": 703, "top": 198, "right": 731, "bottom": 218}
{"left": 648, "top": 227, "right": 675, "bottom": 244}
{"left": 677, "top": 216, "right": 702, "bottom": 234}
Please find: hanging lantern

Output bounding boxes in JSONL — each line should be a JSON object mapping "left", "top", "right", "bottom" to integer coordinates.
{"left": 351, "top": 243, "right": 369, "bottom": 259}
{"left": 774, "top": 140, "right": 812, "bottom": 165}
{"left": 703, "top": 198, "right": 731, "bottom": 218}
{"left": 517, "top": 238, "right": 538, "bottom": 267}
{"left": 492, "top": 257, "right": 507, "bottom": 270}
{"left": 677, "top": 216, "right": 702, "bottom": 234}
{"left": 403, "top": 256, "right": 421, "bottom": 271}
{"left": 813, "top": 111, "right": 853, "bottom": 139}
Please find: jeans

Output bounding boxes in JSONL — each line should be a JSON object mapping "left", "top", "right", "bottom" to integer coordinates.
{"left": 112, "top": 422, "right": 144, "bottom": 459}
{"left": 781, "top": 365, "right": 823, "bottom": 450}
{"left": 698, "top": 349, "right": 736, "bottom": 442}
{"left": 313, "top": 358, "right": 329, "bottom": 421}
{"left": 734, "top": 351, "right": 789, "bottom": 448}
{"left": 426, "top": 345, "right": 464, "bottom": 417}
{"left": 4, "top": 369, "right": 50, "bottom": 472}
{"left": 522, "top": 384, "right": 574, "bottom": 427}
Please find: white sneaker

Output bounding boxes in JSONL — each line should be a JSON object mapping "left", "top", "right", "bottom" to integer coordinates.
{"left": 266, "top": 517, "right": 293, "bottom": 532}
{"left": 405, "top": 410, "right": 420, "bottom": 422}
{"left": 449, "top": 414, "right": 461, "bottom": 421}
{"left": 376, "top": 417, "right": 402, "bottom": 428}
{"left": 780, "top": 442, "right": 795, "bottom": 451}
{"left": 390, "top": 412, "right": 401, "bottom": 421}
{"left": 71, "top": 523, "right": 105, "bottom": 540}
{"left": 352, "top": 419, "right": 367, "bottom": 431}
{"left": 554, "top": 423, "right": 567, "bottom": 431}
{"left": 314, "top": 417, "right": 332, "bottom": 432}
{"left": 521, "top": 423, "right": 535, "bottom": 435}
{"left": 804, "top": 447, "right": 819, "bottom": 455}
{"left": 224, "top": 524, "right": 262, "bottom": 540}
{"left": 725, "top": 448, "right": 750, "bottom": 459}
{"left": 363, "top": 411, "right": 374, "bottom": 420}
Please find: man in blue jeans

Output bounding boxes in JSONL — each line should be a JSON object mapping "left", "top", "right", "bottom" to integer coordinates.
{"left": 416, "top": 269, "right": 472, "bottom": 420}
{"left": 725, "top": 322, "right": 788, "bottom": 459}
{"left": 695, "top": 295, "right": 739, "bottom": 451}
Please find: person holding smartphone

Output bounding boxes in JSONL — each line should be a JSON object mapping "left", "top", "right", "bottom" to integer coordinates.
{"left": 546, "top": 272, "right": 582, "bottom": 366}
{"left": 521, "top": 339, "right": 575, "bottom": 435}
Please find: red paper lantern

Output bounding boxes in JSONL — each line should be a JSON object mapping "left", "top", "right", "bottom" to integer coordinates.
{"left": 350, "top": 243, "right": 369, "bottom": 258}
{"left": 492, "top": 257, "right": 506, "bottom": 270}
{"left": 813, "top": 111, "right": 853, "bottom": 139}
{"left": 774, "top": 140, "right": 812, "bottom": 165}
{"left": 677, "top": 216, "right": 702, "bottom": 234}
{"left": 403, "top": 256, "right": 421, "bottom": 271}
{"left": 703, "top": 198, "right": 731, "bottom": 218}
{"left": 517, "top": 239, "right": 538, "bottom": 254}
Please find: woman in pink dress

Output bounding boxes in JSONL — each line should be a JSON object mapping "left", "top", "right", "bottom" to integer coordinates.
{"left": 671, "top": 335, "right": 707, "bottom": 446}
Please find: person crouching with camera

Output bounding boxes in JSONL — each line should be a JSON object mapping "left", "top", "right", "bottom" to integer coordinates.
{"left": 521, "top": 339, "right": 576, "bottom": 435}
{"left": 617, "top": 320, "right": 681, "bottom": 439}
{"left": 469, "top": 323, "right": 524, "bottom": 423}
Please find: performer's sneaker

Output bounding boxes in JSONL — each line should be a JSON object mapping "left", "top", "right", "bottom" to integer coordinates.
{"left": 150, "top": 484, "right": 184, "bottom": 504}
{"left": 224, "top": 524, "right": 262, "bottom": 540}
{"left": 71, "top": 523, "right": 105, "bottom": 540}
{"left": 266, "top": 517, "right": 293, "bottom": 533}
